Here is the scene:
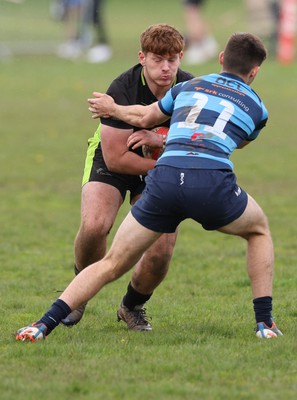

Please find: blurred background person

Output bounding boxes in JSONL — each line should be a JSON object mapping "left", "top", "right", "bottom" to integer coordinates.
{"left": 52, "top": 0, "right": 112, "bottom": 62}
{"left": 54, "top": 0, "right": 83, "bottom": 59}
{"left": 182, "top": 0, "right": 218, "bottom": 64}
{"left": 245, "top": 0, "right": 280, "bottom": 57}
{"left": 81, "top": 0, "right": 112, "bottom": 63}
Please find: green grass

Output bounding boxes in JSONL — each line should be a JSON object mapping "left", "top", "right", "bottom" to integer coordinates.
{"left": 1, "top": 1, "right": 297, "bottom": 399}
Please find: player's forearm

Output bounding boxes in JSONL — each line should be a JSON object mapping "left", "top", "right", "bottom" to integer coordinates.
{"left": 88, "top": 93, "right": 162, "bottom": 128}
{"left": 113, "top": 104, "right": 149, "bottom": 128}
{"left": 106, "top": 151, "right": 156, "bottom": 175}
{"left": 88, "top": 92, "right": 147, "bottom": 125}
{"left": 114, "top": 102, "right": 169, "bottom": 128}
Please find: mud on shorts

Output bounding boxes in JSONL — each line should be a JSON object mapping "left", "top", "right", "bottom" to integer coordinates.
{"left": 82, "top": 140, "right": 145, "bottom": 203}
{"left": 132, "top": 165, "right": 248, "bottom": 233}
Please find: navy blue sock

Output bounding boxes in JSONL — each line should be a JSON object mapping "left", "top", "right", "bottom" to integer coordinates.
{"left": 122, "top": 282, "right": 152, "bottom": 310}
{"left": 253, "top": 296, "right": 273, "bottom": 327}
{"left": 37, "top": 299, "right": 72, "bottom": 335}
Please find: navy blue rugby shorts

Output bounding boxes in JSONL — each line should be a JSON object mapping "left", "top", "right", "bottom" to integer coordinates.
{"left": 131, "top": 166, "right": 248, "bottom": 233}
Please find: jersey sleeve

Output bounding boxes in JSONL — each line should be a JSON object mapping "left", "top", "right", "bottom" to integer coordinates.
{"left": 158, "top": 83, "right": 184, "bottom": 116}
{"left": 247, "top": 103, "right": 268, "bottom": 141}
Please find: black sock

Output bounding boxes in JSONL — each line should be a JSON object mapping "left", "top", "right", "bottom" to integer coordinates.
{"left": 253, "top": 296, "right": 273, "bottom": 327}
{"left": 122, "top": 282, "right": 152, "bottom": 310}
{"left": 37, "top": 299, "right": 72, "bottom": 335}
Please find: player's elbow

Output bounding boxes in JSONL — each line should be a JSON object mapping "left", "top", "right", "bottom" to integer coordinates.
{"left": 105, "top": 158, "right": 122, "bottom": 173}
{"left": 137, "top": 106, "right": 161, "bottom": 128}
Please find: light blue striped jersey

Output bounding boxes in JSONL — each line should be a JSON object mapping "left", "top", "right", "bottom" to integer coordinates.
{"left": 157, "top": 72, "right": 268, "bottom": 170}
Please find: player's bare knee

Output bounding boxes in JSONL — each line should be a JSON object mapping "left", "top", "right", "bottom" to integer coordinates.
{"left": 81, "top": 218, "right": 113, "bottom": 241}
{"left": 145, "top": 250, "right": 172, "bottom": 271}
{"left": 241, "top": 215, "right": 271, "bottom": 241}
{"left": 254, "top": 211, "right": 271, "bottom": 236}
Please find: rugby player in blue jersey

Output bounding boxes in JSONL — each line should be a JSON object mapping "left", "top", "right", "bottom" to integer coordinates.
{"left": 16, "top": 32, "right": 283, "bottom": 341}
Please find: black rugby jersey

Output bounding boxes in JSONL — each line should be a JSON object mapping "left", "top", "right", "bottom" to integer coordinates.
{"left": 100, "top": 63, "right": 193, "bottom": 131}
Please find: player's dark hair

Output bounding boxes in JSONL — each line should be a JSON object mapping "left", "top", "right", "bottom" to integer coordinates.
{"left": 140, "top": 24, "right": 185, "bottom": 56}
{"left": 223, "top": 32, "right": 267, "bottom": 75}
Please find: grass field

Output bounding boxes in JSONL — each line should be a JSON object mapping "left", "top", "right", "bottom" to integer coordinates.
{"left": 1, "top": 1, "right": 297, "bottom": 399}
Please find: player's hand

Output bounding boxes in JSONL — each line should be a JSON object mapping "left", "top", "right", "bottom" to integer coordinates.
{"left": 127, "top": 130, "right": 163, "bottom": 150}
{"left": 88, "top": 92, "right": 115, "bottom": 119}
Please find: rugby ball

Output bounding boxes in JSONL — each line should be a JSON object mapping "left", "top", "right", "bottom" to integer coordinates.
{"left": 142, "top": 126, "right": 169, "bottom": 160}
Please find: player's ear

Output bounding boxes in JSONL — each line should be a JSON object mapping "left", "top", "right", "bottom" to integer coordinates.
{"left": 219, "top": 51, "right": 224, "bottom": 66}
{"left": 250, "top": 65, "right": 260, "bottom": 78}
{"left": 179, "top": 51, "right": 183, "bottom": 61}
{"left": 139, "top": 51, "right": 146, "bottom": 66}
{"left": 247, "top": 65, "right": 260, "bottom": 84}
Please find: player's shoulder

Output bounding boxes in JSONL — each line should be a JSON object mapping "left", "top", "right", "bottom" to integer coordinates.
{"left": 112, "top": 64, "right": 142, "bottom": 87}
{"left": 106, "top": 64, "right": 143, "bottom": 104}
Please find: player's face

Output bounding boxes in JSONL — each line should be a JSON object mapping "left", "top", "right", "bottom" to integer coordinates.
{"left": 139, "top": 51, "right": 182, "bottom": 88}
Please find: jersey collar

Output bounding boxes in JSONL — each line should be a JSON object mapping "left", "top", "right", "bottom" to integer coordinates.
{"left": 220, "top": 72, "right": 245, "bottom": 83}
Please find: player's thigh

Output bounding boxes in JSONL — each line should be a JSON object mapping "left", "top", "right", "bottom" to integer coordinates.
{"left": 218, "top": 194, "right": 269, "bottom": 237}
{"left": 81, "top": 181, "right": 123, "bottom": 232}
{"left": 108, "top": 212, "right": 162, "bottom": 273}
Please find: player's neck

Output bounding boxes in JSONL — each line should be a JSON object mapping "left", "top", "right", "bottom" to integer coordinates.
{"left": 151, "top": 84, "right": 171, "bottom": 100}
{"left": 147, "top": 78, "right": 172, "bottom": 100}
